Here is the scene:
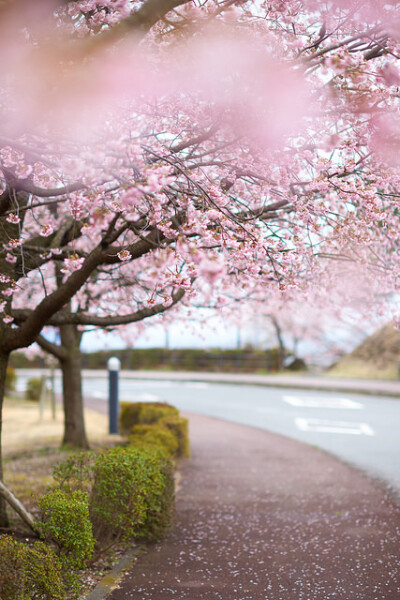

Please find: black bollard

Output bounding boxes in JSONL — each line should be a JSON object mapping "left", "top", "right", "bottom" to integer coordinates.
{"left": 108, "top": 357, "right": 121, "bottom": 434}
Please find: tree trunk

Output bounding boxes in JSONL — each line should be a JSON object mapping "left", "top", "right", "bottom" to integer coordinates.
{"left": 269, "top": 315, "right": 286, "bottom": 371}
{"left": 59, "top": 324, "right": 89, "bottom": 448}
{"left": 0, "top": 351, "right": 10, "bottom": 527}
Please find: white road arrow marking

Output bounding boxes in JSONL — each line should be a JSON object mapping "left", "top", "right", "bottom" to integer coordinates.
{"left": 284, "top": 395, "right": 363, "bottom": 409}
{"left": 295, "top": 418, "right": 374, "bottom": 436}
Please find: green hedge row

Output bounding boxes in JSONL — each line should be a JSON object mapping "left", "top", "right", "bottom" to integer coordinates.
{"left": 119, "top": 401, "right": 190, "bottom": 459}
{"left": 0, "top": 402, "right": 188, "bottom": 600}
{"left": 11, "top": 347, "right": 284, "bottom": 372}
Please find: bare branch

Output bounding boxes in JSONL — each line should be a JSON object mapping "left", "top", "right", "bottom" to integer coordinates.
{"left": 0, "top": 481, "right": 39, "bottom": 535}
{"left": 35, "top": 333, "right": 67, "bottom": 361}
{"left": 13, "top": 181, "right": 85, "bottom": 198}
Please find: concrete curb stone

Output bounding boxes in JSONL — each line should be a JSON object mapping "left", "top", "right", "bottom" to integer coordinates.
{"left": 84, "top": 547, "right": 141, "bottom": 600}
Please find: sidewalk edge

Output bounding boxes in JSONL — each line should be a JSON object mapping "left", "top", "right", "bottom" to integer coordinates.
{"left": 84, "top": 546, "right": 142, "bottom": 600}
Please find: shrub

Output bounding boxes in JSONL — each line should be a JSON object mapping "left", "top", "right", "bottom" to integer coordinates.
{"left": 25, "top": 542, "right": 65, "bottom": 600}
{"left": 139, "top": 403, "right": 179, "bottom": 425}
{"left": 119, "top": 401, "right": 179, "bottom": 434}
{"left": 160, "top": 415, "right": 190, "bottom": 459}
{"left": 52, "top": 451, "right": 95, "bottom": 494}
{"left": 5, "top": 366, "right": 16, "bottom": 392}
{"left": 51, "top": 444, "right": 177, "bottom": 548}
{"left": 129, "top": 423, "right": 179, "bottom": 458}
{"left": 25, "top": 377, "right": 44, "bottom": 402}
{"left": 90, "top": 446, "right": 167, "bottom": 544}
{"left": 0, "top": 535, "right": 25, "bottom": 600}
{"left": 119, "top": 401, "right": 142, "bottom": 434}
{"left": 286, "top": 357, "right": 307, "bottom": 371}
{"left": 134, "top": 452, "right": 175, "bottom": 542}
{"left": 38, "top": 489, "right": 95, "bottom": 569}
{"left": 0, "top": 536, "right": 65, "bottom": 600}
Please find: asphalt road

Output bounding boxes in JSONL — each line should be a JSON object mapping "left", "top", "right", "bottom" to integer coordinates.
{"left": 74, "top": 376, "right": 400, "bottom": 502}
{"left": 15, "top": 371, "right": 400, "bottom": 502}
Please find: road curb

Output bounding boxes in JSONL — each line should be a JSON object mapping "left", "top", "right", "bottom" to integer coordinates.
{"left": 200, "top": 378, "right": 400, "bottom": 398}
{"left": 84, "top": 546, "right": 142, "bottom": 600}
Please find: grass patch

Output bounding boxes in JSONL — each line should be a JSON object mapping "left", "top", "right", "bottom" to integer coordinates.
{"left": 328, "top": 359, "right": 398, "bottom": 380}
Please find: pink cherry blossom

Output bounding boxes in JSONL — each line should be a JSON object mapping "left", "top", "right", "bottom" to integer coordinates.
{"left": 5, "top": 253, "right": 17, "bottom": 264}
{"left": 14, "top": 163, "right": 33, "bottom": 178}
{"left": 40, "top": 224, "right": 54, "bottom": 237}
{"left": 6, "top": 213, "right": 20, "bottom": 224}
{"left": 117, "top": 250, "right": 132, "bottom": 261}
{"left": 60, "top": 254, "right": 85, "bottom": 275}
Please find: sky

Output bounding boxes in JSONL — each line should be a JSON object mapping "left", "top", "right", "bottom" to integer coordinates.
{"left": 81, "top": 315, "right": 245, "bottom": 352}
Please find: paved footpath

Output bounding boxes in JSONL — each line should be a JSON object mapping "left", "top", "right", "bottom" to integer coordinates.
{"left": 108, "top": 412, "right": 400, "bottom": 600}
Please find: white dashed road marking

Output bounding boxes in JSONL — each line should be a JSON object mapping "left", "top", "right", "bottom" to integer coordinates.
{"left": 283, "top": 395, "right": 363, "bottom": 409}
{"left": 135, "top": 393, "right": 161, "bottom": 402}
{"left": 295, "top": 418, "right": 375, "bottom": 436}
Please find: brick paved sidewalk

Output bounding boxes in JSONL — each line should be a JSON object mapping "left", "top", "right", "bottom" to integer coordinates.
{"left": 107, "top": 412, "right": 400, "bottom": 600}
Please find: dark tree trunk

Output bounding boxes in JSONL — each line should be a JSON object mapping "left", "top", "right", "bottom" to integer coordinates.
{"left": 269, "top": 315, "right": 286, "bottom": 371}
{"left": 59, "top": 324, "right": 89, "bottom": 449}
{"left": 0, "top": 351, "right": 10, "bottom": 527}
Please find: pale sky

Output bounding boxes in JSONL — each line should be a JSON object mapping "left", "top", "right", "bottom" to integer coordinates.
{"left": 81, "top": 317, "right": 244, "bottom": 352}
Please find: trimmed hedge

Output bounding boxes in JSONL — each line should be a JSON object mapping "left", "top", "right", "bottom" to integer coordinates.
{"left": 135, "top": 452, "right": 175, "bottom": 541}
{"left": 119, "top": 401, "right": 179, "bottom": 434}
{"left": 161, "top": 415, "right": 190, "bottom": 459}
{"left": 52, "top": 451, "right": 95, "bottom": 494}
{"left": 139, "top": 403, "right": 179, "bottom": 425}
{"left": 129, "top": 423, "right": 179, "bottom": 458}
{"left": 38, "top": 489, "right": 95, "bottom": 568}
{"left": 121, "top": 402, "right": 190, "bottom": 459}
{"left": 12, "top": 346, "right": 286, "bottom": 372}
{"left": 52, "top": 444, "right": 176, "bottom": 546}
{"left": 90, "top": 445, "right": 173, "bottom": 544}
{"left": 0, "top": 536, "right": 65, "bottom": 600}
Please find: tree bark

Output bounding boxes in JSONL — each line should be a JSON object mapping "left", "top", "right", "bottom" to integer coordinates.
{"left": 0, "top": 351, "right": 10, "bottom": 527}
{"left": 0, "top": 481, "right": 39, "bottom": 534}
{"left": 59, "top": 324, "right": 89, "bottom": 449}
{"left": 268, "top": 315, "right": 286, "bottom": 371}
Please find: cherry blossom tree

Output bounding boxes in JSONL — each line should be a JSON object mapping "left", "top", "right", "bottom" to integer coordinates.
{"left": 0, "top": 0, "right": 399, "bottom": 527}
{"left": 241, "top": 292, "right": 385, "bottom": 369}
{"left": 32, "top": 263, "right": 188, "bottom": 448}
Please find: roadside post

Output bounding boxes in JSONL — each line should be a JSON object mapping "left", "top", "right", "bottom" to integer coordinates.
{"left": 108, "top": 357, "right": 121, "bottom": 434}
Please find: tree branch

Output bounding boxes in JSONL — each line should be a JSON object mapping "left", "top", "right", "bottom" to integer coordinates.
{"left": 0, "top": 189, "right": 12, "bottom": 217}
{"left": 5, "top": 218, "right": 178, "bottom": 350}
{"left": 6, "top": 246, "right": 104, "bottom": 352}
{"left": 12, "top": 181, "right": 85, "bottom": 199}
{"left": 0, "top": 481, "right": 39, "bottom": 535}
{"left": 13, "top": 287, "right": 186, "bottom": 327}
{"left": 35, "top": 334, "right": 67, "bottom": 361}
{"left": 84, "top": 0, "right": 192, "bottom": 51}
